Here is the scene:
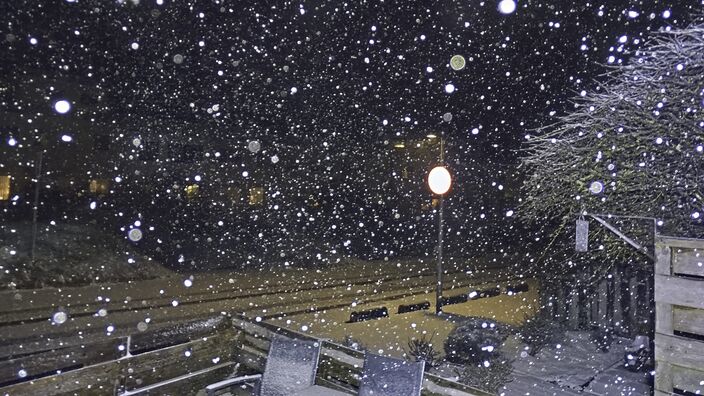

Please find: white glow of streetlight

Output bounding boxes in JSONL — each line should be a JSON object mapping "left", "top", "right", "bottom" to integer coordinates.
{"left": 428, "top": 166, "right": 452, "bottom": 195}
{"left": 498, "top": 0, "right": 517, "bottom": 14}
{"left": 54, "top": 100, "right": 71, "bottom": 114}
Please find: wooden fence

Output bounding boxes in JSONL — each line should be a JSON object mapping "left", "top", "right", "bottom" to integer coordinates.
{"left": 541, "top": 264, "right": 653, "bottom": 337}
{"left": 653, "top": 236, "right": 704, "bottom": 396}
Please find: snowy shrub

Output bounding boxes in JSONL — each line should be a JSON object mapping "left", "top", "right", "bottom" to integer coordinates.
{"left": 444, "top": 318, "right": 506, "bottom": 364}
{"left": 406, "top": 334, "right": 442, "bottom": 369}
{"left": 517, "top": 311, "right": 565, "bottom": 356}
{"left": 455, "top": 354, "right": 513, "bottom": 394}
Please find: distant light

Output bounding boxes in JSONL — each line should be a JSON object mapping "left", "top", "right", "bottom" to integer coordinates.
{"left": 131, "top": 42, "right": 139, "bottom": 50}
{"left": 394, "top": 143, "right": 405, "bottom": 149}
{"left": 471, "top": 128, "right": 479, "bottom": 135}
{"left": 655, "top": 137, "right": 663, "bottom": 144}
{"left": 271, "top": 155, "right": 279, "bottom": 164}
{"left": 697, "top": 145, "right": 703, "bottom": 153}
{"left": 194, "top": 175, "right": 202, "bottom": 182}
{"left": 90, "top": 201, "right": 97, "bottom": 210}
{"left": 183, "top": 279, "right": 193, "bottom": 287}
{"left": 8, "top": 138, "right": 17, "bottom": 146}
{"left": 497, "top": 0, "right": 516, "bottom": 14}
{"left": 426, "top": 66, "right": 434, "bottom": 73}
{"left": 428, "top": 166, "right": 452, "bottom": 195}
{"left": 618, "top": 35, "right": 628, "bottom": 44}
{"left": 61, "top": 134, "right": 73, "bottom": 143}
{"left": 242, "top": 171, "right": 249, "bottom": 177}
{"left": 627, "top": 10, "right": 640, "bottom": 18}
{"left": 662, "top": 10, "right": 671, "bottom": 19}
{"left": 693, "top": 212, "right": 701, "bottom": 219}
{"left": 444, "top": 83, "right": 455, "bottom": 94}
{"left": 29, "top": 37, "right": 38, "bottom": 45}
{"left": 427, "top": 134, "right": 437, "bottom": 139}
{"left": 676, "top": 64, "right": 684, "bottom": 71}
{"left": 18, "top": 369, "right": 27, "bottom": 378}
{"left": 54, "top": 100, "right": 71, "bottom": 114}
{"left": 506, "top": 210, "right": 514, "bottom": 217}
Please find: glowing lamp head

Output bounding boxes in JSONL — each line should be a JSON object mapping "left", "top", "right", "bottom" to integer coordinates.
{"left": 54, "top": 99, "right": 71, "bottom": 114}
{"left": 428, "top": 166, "right": 452, "bottom": 195}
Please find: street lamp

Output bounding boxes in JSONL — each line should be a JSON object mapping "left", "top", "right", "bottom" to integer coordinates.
{"left": 428, "top": 164, "right": 452, "bottom": 314}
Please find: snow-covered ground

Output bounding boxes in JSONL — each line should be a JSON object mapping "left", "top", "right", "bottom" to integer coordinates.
{"left": 0, "top": 221, "right": 173, "bottom": 289}
{"left": 501, "top": 331, "right": 651, "bottom": 396}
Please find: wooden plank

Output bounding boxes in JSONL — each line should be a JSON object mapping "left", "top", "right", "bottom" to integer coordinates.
{"left": 672, "top": 248, "right": 704, "bottom": 278}
{"left": 122, "top": 330, "right": 238, "bottom": 391}
{"left": 673, "top": 306, "right": 704, "bottom": 337}
{"left": 0, "top": 359, "right": 122, "bottom": 395}
{"left": 657, "top": 236, "right": 704, "bottom": 250}
{"left": 120, "top": 362, "right": 236, "bottom": 395}
{"left": 655, "top": 243, "right": 672, "bottom": 275}
{"left": 654, "top": 360, "right": 673, "bottom": 395}
{"left": 129, "top": 316, "right": 228, "bottom": 353}
{"left": 0, "top": 337, "right": 126, "bottom": 386}
{"left": 654, "top": 274, "right": 704, "bottom": 310}
{"left": 655, "top": 302, "right": 673, "bottom": 335}
{"left": 655, "top": 333, "right": 704, "bottom": 371}
{"left": 672, "top": 364, "right": 704, "bottom": 395}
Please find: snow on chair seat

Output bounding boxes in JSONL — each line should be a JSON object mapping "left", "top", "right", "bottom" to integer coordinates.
{"left": 358, "top": 353, "right": 425, "bottom": 396}
{"left": 206, "top": 334, "right": 322, "bottom": 396}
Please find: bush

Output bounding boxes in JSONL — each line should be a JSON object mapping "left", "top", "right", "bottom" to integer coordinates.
{"left": 517, "top": 311, "right": 565, "bottom": 356}
{"left": 455, "top": 354, "right": 514, "bottom": 394}
{"left": 406, "top": 334, "right": 442, "bottom": 369}
{"left": 444, "top": 317, "right": 506, "bottom": 365}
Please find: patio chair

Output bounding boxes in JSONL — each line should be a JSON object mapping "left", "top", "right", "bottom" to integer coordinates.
{"left": 206, "top": 335, "right": 348, "bottom": 396}
{"left": 357, "top": 353, "right": 425, "bottom": 396}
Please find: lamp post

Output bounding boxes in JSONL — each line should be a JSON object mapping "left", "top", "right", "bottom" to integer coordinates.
{"left": 428, "top": 162, "right": 452, "bottom": 314}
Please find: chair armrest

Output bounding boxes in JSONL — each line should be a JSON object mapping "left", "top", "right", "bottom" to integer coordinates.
{"left": 206, "top": 374, "right": 262, "bottom": 396}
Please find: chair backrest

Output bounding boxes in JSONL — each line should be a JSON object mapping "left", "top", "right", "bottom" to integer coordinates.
{"left": 358, "top": 353, "right": 425, "bottom": 396}
{"left": 259, "top": 335, "right": 321, "bottom": 396}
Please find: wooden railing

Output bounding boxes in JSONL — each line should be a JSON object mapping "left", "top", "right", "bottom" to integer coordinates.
{"left": 0, "top": 314, "right": 493, "bottom": 396}
{"left": 653, "top": 236, "right": 704, "bottom": 396}
{"left": 0, "top": 316, "right": 239, "bottom": 395}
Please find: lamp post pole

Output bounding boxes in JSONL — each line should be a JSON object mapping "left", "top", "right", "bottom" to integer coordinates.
{"left": 436, "top": 193, "right": 444, "bottom": 314}
{"left": 429, "top": 114, "right": 451, "bottom": 314}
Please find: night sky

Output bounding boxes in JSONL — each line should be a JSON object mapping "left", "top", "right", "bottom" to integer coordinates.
{"left": 1, "top": 0, "right": 703, "bottom": 266}
{"left": 3, "top": 1, "right": 701, "bottom": 153}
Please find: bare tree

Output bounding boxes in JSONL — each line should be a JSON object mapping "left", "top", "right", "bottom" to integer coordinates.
{"left": 520, "top": 15, "right": 704, "bottom": 279}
